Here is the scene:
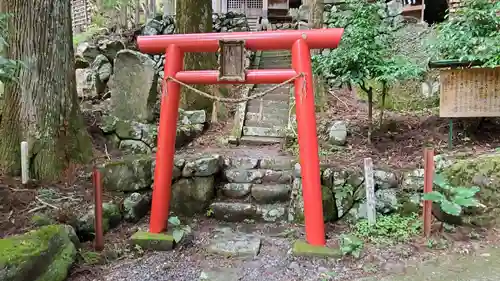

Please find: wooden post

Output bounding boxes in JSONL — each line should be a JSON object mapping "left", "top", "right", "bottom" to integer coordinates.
{"left": 142, "top": 0, "right": 150, "bottom": 19}
{"left": 120, "top": 0, "right": 128, "bottom": 28}
{"left": 363, "top": 157, "right": 376, "bottom": 225}
{"left": 423, "top": 148, "right": 434, "bottom": 238}
{"left": 163, "top": 0, "right": 175, "bottom": 16}
{"left": 150, "top": 0, "right": 157, "bottom": 17}
{"left": 20, "top": 141, "right": 29, "bottom": 185}
{"left": 214, "top": 0, "right": 221, "bottom": 13}
{"left": 135, "top": 0, "right": 140, "bottom": 25}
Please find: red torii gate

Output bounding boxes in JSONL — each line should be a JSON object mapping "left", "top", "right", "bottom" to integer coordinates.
{"left": 137, "top": 28, "right": 343, "bottom": 246}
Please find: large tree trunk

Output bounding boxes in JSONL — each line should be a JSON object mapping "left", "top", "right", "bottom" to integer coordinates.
{"left": 0, "top": 0, "right": 93, "bottom": 180}
{"left": 176, "top": 0, "right": 218, "bottom": 111}
{"left": 307, "top": 0, "right": 324, "bottom": 29}
{"left": 307, "top": 0, "right": 324, "bottom": 56}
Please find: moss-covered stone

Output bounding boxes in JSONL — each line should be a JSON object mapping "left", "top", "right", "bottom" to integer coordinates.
{"left": 291, "top": 240, "right": 342, "bottom": 258}
{"left": 0, "top": 225, "right": 77, "bottom": 281}
{"left": 123, "top": 192, "right": 152, "bottom": 222}
{"left": 101, "top": 156, "right": 153, "bottom": 192}
{"left": 76, "top": 202, "right": 122, "bottom": 240}
{"left": 170, "top": 177, "right": 216, "bottom": 216}
{"left": 442, "top": 153, "right": 500, "bottom": 226}
{"left": 289, "top": 178, "right": 339, "bottom": 223}
{"left": 130, "top": 231, "right": 174, "bottom": 251}
{"left": 31, "top": 213, "right": 56, "bottom": 227}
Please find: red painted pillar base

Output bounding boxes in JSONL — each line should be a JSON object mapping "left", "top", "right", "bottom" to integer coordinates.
{"left": 423, "top": 148, "right": 434, "bottom": 237}
{"left": 292, "top": 38, "right": 326, "bottom": 246}
{"left": 149, "top": 44, "right": 184, "bottom": 233}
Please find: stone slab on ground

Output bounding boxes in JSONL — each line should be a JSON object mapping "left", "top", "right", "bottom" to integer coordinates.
{"left": 291, "top": 240, "right": 342, "bottom": 258}
{"left": 356, "top": 247, "right": 500, "bottom": 281}
{"left": 130, "top": 231, "right": 174, "bottom": 251}
{"left": 199, "top": 268, "right": 241, "bottom": 281}
{"left": 206, "top": 227, "right": 261, "bottom": 257}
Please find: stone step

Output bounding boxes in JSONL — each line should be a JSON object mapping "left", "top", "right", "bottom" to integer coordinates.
{"left": 259, "top": 63, "right": 291, "bottom": 68}
{"left": 243, "top": 126, "right": 286, "bottom": 137}
{"left": 248, "top": 92, "right": 290, "bottom": 101}
{"left": 223, "top": 156, "right": 296, "bottom": 171}
{"left": 220, "top": 183, "right": 291, "bottom": 203}
{"left": 224, "top": 168, "right": 293, "bottom": 185}
{"left": 209, "top": 201, "right": 288, "bottom": 222}
{"left": 246, "top": 104, "right": 289, "bottom": 115}
{"left": 261, "top": 52, "right": 291, "bottom": 57}
{"left": 239, "top": 136, "right": 283, "bottom": 145}
{"left": 247, "top": 99, "right": 289, "bottom": 109}
{"left": 244, "top": 112, "right": 288, "bottom": 127}
{"left": 252, "top": 86, "right": 290, "bottom": 96}
{"left": 253, "top": 83, "right": 291, "bottom": 91}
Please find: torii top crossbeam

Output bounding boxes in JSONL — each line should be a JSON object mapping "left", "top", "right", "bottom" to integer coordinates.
{"left": 137, "top": 28, "right": 344, "bottom": 53}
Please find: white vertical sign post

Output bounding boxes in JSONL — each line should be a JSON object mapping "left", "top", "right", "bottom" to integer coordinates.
{"left": 364, "top": 157, "right": 376, "bottom": 226}
{"left": 20, "top": 141, "right": 29, "bottom": 185}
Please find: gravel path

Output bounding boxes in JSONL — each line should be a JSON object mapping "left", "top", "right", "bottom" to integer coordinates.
{"left": 358, "top": 246, "right": 500, "bottom": 281}
{"left": 70, "top": 219, "right": 498, "bottom": 281}
{"left": 72, "top": 220, "right": 434, "bottom": 281}
{"left": 102, "top": 222, "right": 349, "bottom": 281}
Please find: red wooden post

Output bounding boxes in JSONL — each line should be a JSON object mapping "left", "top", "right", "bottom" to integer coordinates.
{"left": 423, "top": 148, "right": 434, "bottom": 237}
{"left": 137, "top": 28, "right": 344, "bottom": 245}
{"left": 149, "top": 44, "right": 184, "bottom": 233}
{"left": 93, "top": 168, "right": 104, "bottom": 251}
{"left": 292, "top": 39, "right": 325, "bottom": 246}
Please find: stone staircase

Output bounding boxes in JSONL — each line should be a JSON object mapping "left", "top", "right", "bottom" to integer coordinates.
{"left": 247, "top": 17, "right": 260, "bottom": 31}
{"left": 209, "top": 156, "right": 298, "bottom": 223}
{"left": 238, "top": 50, "right": 292, "bottom": 145}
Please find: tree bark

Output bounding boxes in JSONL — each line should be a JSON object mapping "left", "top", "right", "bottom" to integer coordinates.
{"left": 308, "top": 0, "right": 324, "bottom": 29}
{"left": 176, "top": 0, "right": 218, "bottom": 111}
{"left": 307, "top": 0, "right": 324, "bottom": 55}
{"left": 0, "top": 0, "right": 93, "bottom": 180}
{"left": 151, "top": 0, "right": 157, "bottom": 16}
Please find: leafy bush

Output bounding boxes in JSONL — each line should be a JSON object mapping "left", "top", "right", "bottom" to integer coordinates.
{"left": 428, "top": 0, "right": 500, "bottom": 67}
{"left": 339, "top": 234, "right": 364, "bottom": 258}
{"left": 168, "top": 216, "right": 192, "bottom": 243}
{"left": 422, "top": 173, "right": 484, "bottom": 216}
{"left": 313, "top": 0, "right": 424, "bottom": 140}
{"left": 0, "top": 13, "right": 21, "bottom": 83}
{"left": 354, "top": 213, "right": 422, "bottom": 244}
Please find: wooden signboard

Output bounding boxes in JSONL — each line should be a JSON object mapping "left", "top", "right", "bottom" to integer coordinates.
{"left": 218, "top": 40, "right": 247, "bottom": 82}
{"left": 439, "top": 67, "right": 500, "bottom": 117}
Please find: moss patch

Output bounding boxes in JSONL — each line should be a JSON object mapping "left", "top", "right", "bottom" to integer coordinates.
{"left": 0, "top": 225, "right": 77, "bottom": 281}
{"left": 36, "top": 242, "right": 77, "bottom": 281}
{"left": 443, "top": 153, "right": 500, "bottom": 226}
{"left": 292, "top": 240, "right": 341, "bottom": 258}
{"left": 130, "top": 231, "right": 175, "bottom": 251}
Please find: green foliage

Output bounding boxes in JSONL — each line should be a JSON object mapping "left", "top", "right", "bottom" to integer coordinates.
{"left": 0, "top": 13, "right": 21, "bottom": 83}
{"left": 313, "top": 0, "right": 424, "bottom": 89}
{"left": 339, "top": 234, "right": 364, "bottom": 258}
{"left": 354, "top": 213, "right": 422, "bottom": 244}
{"left": 168, "top": 216, "right": 192, "bottom": 243}
{"left": 78, "top": 249, "right": 103, "bottom": 265}
{"left": 427, "top": 0, "right": 500, "bottom": 67}
{"left": 422, "top": 173, "right": 483, "bottom": 216}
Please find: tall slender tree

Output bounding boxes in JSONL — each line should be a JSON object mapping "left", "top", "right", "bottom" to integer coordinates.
{"left": 0, "top": 0, "right": 93, "bottom": 180}
{"left": 176, "top": 0, "right": 218, "bottom": 111}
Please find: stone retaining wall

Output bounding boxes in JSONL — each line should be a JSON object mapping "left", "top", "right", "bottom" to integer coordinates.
{"left": 76, "top": 12, "right": 254, "bottom": 152}
{"left": 77, "top": 153, "right": 461, "bottom": 241}
{"left": 32, "top": 150, "right": 500, "bottom": 245}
